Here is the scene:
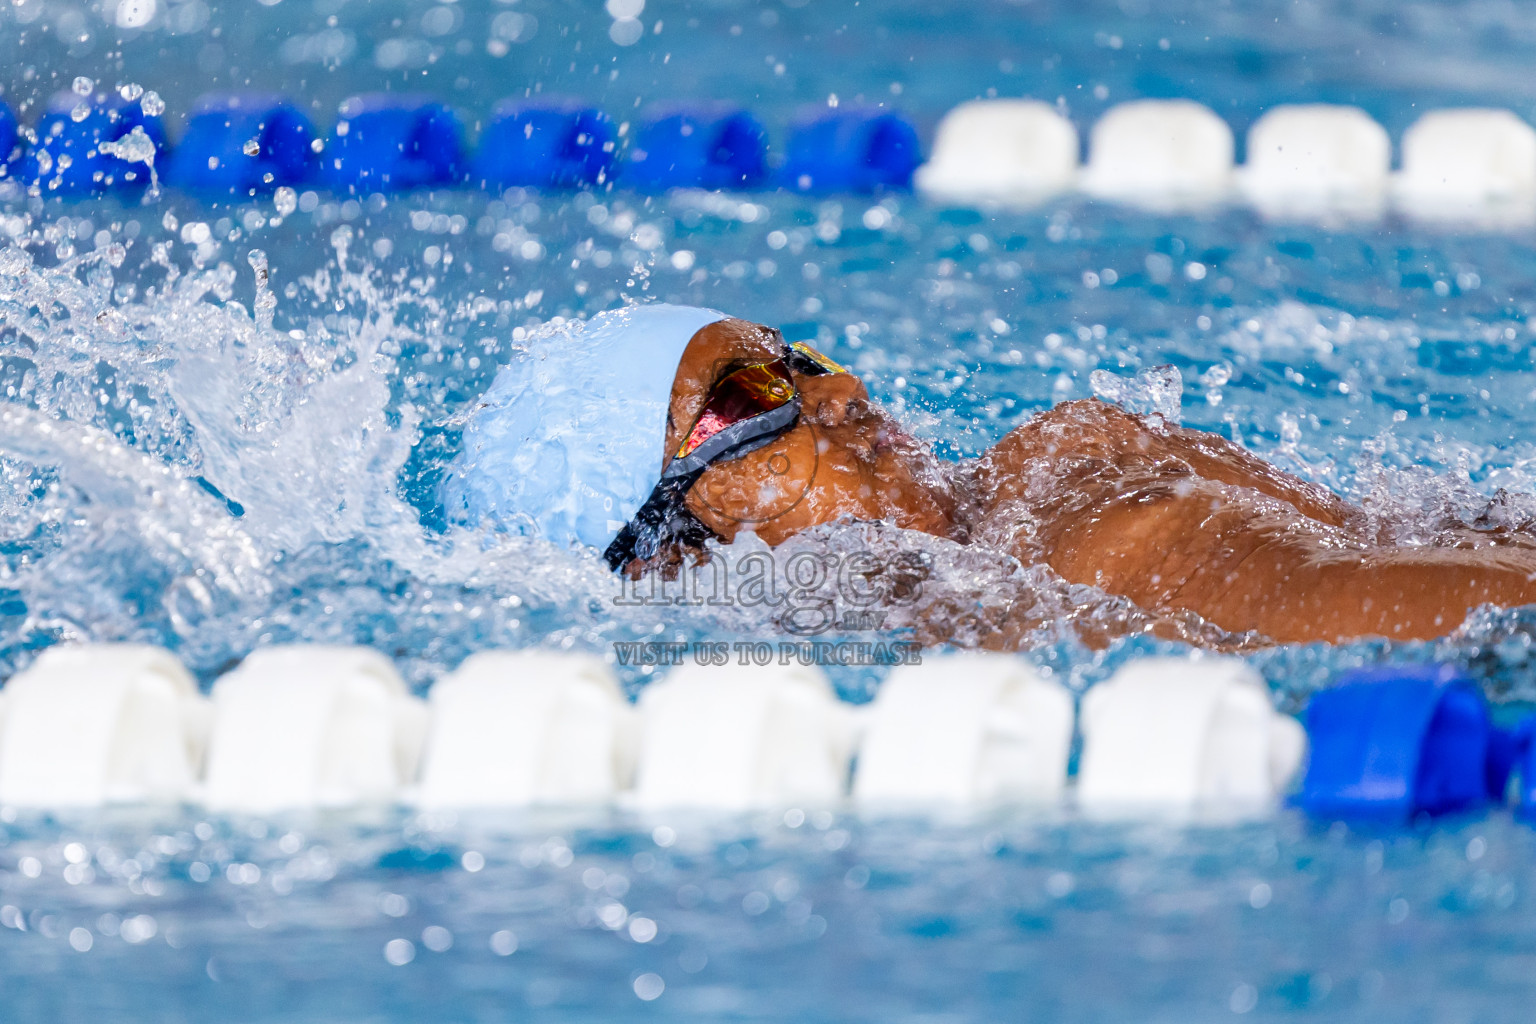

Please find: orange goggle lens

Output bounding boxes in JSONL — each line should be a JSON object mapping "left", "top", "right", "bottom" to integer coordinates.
{"left": 676, "top": 359, "right": 797, "bottom": 460}
{"left": 787, "top": 340, "right": 847, "bottom": 376}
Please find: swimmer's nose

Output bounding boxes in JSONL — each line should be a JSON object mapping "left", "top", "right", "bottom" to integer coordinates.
{"left": 807, "top": 373, "right": 866, "bottom": 427}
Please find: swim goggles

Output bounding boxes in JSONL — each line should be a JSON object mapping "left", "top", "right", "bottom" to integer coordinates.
{"left": 604, "top": 336, "right": 848, "bottom": 571}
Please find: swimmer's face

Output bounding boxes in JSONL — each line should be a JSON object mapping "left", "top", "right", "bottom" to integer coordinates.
{"left": 663, "top": 319, "right": 955, "bottom": 545}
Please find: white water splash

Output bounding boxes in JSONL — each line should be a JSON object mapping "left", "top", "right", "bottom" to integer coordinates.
{"left": 98, "top": 125, "right": 161, "bottom": 196}
{"left": 1090, "top": 364, "right": 1183, "bottom": 424}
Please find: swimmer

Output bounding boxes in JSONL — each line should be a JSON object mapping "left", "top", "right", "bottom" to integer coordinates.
{"left": 444, "top": 305, "right": 1536, "bottom": 647}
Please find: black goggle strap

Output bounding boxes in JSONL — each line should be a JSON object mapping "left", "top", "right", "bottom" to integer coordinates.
{"left": 603, "top": 472, "right": 714, "bottom": 571}
{"left": 662, "top": 395, "right": 800, "bottom": 479}
{"left": 603, "top": 396, "right": 802, "bottom": 571}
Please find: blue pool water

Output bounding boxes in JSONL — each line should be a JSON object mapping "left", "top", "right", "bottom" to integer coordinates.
{"left": 6, "top": 0, "right": 1536, "bottom": 1018}
{"left": 7, "top": 809, "right": 1536, "bottom": 1022}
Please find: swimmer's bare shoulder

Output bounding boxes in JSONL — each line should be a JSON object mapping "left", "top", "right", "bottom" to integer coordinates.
{"left": 972, "top": 399, "right": 1356, "bottom": 528}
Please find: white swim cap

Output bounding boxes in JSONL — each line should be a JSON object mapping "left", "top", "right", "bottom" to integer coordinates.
{"left": 440, "top": 304, "right": 727, "bottom": 550}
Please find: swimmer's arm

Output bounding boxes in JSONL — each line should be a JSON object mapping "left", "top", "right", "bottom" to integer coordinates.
{"left": 1042, "top": 477, "right": 1536, "bottom": 643}
{"left": 1230, "top": 548, "right": 1536, "bottom": 644}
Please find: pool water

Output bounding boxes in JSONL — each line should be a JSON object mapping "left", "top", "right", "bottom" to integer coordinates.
{"left": 5, "top": 0, "right": 1536, "bottom": 1019}
{"left": 6, "top": 809, "right": 1536, "bottom": 1022}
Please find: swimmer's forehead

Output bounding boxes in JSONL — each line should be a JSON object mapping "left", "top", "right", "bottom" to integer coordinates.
{"left": 664, "top": 318, "right": 783, "bottom": 453}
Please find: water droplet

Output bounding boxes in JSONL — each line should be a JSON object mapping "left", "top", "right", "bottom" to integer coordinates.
{"left": 273, "top": 187, "right": 297, "bottom": 217}
{"left": 72, "top": 76, "right": 93, "bottom": 96}
{"left": 1278, "top": 411, "right": 1302, "bottom": 449}
{"left": 119, "top": 83, "right": 143, "bottom": 102}
{"left": 633, "top": 973, "right": 664, "bottom": 1001}
{"left": 140, "top": 91, "right": 164, "bottom": 117}
{"left": 120, "top": 915, "right": 157, "bottom": 944}
{"left": 242, "top": 137, "right": 261, "bottom": 157}
{"left": 248, "top": 249, "right": 277, "bottom": 329}
{"left": 99, "top": 126, "right": 158, "bottom": 167}
{"left": 70, "top": 103, "right": 91, "bottom": 123}
{"left": 383, "top": 938, "right": 414, "bottom": 966}
{"left": 608, "top": 17, "right": 643, "bottom": 44}
{"left": 1229, "top": 983, "right": 1258, "bottom": 1014}
{"left": 1201, "top": 362, "right": 1232, "bottom": 388}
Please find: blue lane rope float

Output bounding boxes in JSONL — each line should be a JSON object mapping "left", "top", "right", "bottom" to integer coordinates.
{"left": 1488, "top": 717, "right": 1528, "bottom": 808}
{"left": 779, "top": 108, "right": 922, "bottom": 193}
{"left": 1297, "top": 664, "right": 1511, "bottom": 820}
{"left": 625, "top": 106, "right": 769, "bottom": 190}
{"left": 1505, "top": 718, "right": 1536, "bottom": 820}
{"left": 472, "top": 100, "right": 615, "bottom": 190}
{"left": 163, "top": 94, "right": 317, "bottom": 196}
{"left": 24, "top": 91, "right": 166, "bottom": 196}
{"left": 6, "top": 93, "right": 1536, "bottom": 219}
{"left": 324, "top": 94, "right": 464, "bottom": 194}
{"left": 0, "top": 102, "right": 19, "bottom": 180}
